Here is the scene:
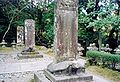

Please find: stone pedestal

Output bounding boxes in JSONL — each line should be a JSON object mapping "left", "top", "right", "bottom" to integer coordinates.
{"left": 34, "top": 70, "right": 93, "bottom": 82}
{"left": 34, "top": 59, "right": 93, "bottom": 82}
{"left": 18, "top": 52, "right": 43, "bottom": 59}
{"left": 44, "top": 70, "right": 93, "bottom": 82}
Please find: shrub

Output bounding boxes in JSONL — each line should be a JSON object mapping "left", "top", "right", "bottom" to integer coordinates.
{"left": 86, "top": 51, "right": 120, "bottom": 69}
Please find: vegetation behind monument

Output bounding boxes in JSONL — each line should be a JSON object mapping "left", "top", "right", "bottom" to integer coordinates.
{"left": 0, "top": 0, "right": 119, "bottom": 50}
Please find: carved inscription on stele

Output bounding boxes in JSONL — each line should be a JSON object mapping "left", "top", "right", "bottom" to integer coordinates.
{"left": 59, "top": 0, "right": 77, "bottom": 10}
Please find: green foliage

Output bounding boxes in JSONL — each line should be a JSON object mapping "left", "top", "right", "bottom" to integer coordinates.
{"left": 30, "top": 79, "right": 35, "bottom": 82}
{"left": 36, "top": 2, "right": 54, "bottom": 46}
{"left": 78, "top": 12, "right": 96, "bottom": 42}
{"left": 42, "top": 3, "right": 54, "bottom": 43}
{"left": 78, "top": 1, "right": 120, "bottom": 51}
{"left": 0, "top": 0, "right": 119, "bottom": 47}
{"left": 86, "top": 51, "right": 120, "bottom": 68}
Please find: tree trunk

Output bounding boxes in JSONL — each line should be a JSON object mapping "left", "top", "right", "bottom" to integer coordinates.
{"left": 2, "top": 17, "right": 14, "bottom": 41}
{"left": 1, "top": 4, "right": 29, "bottom": 42}
{"left": 98, "top": 31, "right": 102, "bottom": 51}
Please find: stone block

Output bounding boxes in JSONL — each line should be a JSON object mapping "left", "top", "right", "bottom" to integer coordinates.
{"left": 44, "top": 70, "right": 93, "bottom": 82}
{"left": 17, "top": 53, "right": 43, "bottom": 59}
{"left": 34, "top": 72, "right": 50, "bottom": 82}
{"left": 34, "top": 70, "right": 93, "bottom": 82}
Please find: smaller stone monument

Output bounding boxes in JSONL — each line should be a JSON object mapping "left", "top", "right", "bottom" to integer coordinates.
{"left": 77, "top": 43, "right": 84, "bottom": 58}
{"left": 0, "top": 40, "right": 7, "bottom": 48}
{"left": 101, "top": 44, "right": 112, "bottom": 52}
{"left": 17, "top": 26, "right": 24, "bottom": 46}
{"left": 18, "top": 19, "right": 43, "bottom": 59}
{"left": 87, "top": 43, "right": 98, "bottom": 51}
{"left": 11, "top": 40, "right": 16, "bottom": 48}
{"left": 114, "top": 45, "right": 120, "bottom": 54}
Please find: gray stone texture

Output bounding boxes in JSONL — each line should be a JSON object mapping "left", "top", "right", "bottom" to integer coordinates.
{"left": 44, "top": 70, "right": 93, "bottom": 82}
{"left": 25, "top": 19, "right": 35, "bottom": 48}
{"left": 54, "top": 0, "right": 78, "bottom": 62}
{"left": 47, "top": 60, "right": 85, "bottom": 73}
{"left": 17, "top": 26, "right": 24, "bottom": 45}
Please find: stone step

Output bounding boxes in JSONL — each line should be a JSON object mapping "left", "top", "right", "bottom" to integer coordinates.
{"left": 34, "top": 72, "right": 50, "bottom": 82}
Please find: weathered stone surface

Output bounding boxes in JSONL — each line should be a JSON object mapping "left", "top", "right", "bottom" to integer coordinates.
{"left": 34, "top": 72, "right": 50, "bottom": 82}
{"left": 18, "top": 19, "right": 43, "bottom": 58}
{"left": 47, "top": 60, "right": 85, "bottom": 73}
{"left": 25, "top": 19, "right": 35, "bottom": 48}
{"left": 17, "top": 26, "right": 24, "bottom": 46}
{"left": 44, "top": 70, "right": 93, "bottom": 82}
{"left": 34, "top": 0, "right": 93, "bottom": 82}
{"left": 54, "top": 0, "right": 78, "bottom": 62}
{"left": 18, "top": 54, "right": 43, "bottom": 59}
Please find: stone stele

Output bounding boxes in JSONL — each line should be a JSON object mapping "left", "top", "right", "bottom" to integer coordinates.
{"left": 17, "top": 26, "right": 24, "bottom": 46}
{"left": 34, "top": 0, "right": 93, "bottom": 82}
{"left": 25, "top": 19, "right": 35, "bottom": 48}
{"left": 19, "top": 19, "right": 43, "bottom": 59}
{"left": 54, "top": 0, "right": 78, "bottom": 62}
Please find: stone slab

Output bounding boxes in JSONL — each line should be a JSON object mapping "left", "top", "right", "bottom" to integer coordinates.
{"left": 17, "top": 53, "right": 43, "bottom": 59}
{"left": 54, "top": 0, "right": 78, "bottom": 62}
{"left": 47, "top": 60, "right": 85, "bottom": 73}
{"left": 17, "top": 26, "right": 24, "bottom": 45}
{"left": 21, "top": 52, "right": 39, "bottom": 55}
{"left": 44, "top": 70, "right": 93, "bottom": 82}
{"left": 34, "top": 72, "right": 50, "bottom": 82}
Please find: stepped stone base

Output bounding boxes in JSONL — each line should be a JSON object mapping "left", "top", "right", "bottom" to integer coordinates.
{"left": 18, "top": 52, "right": 43, "bottom": 59}
{"left": 34, "top": 70, "right": 93, "bottom": 82}
{"left": 21, "top": 52, "right": 39, "bottom": 55}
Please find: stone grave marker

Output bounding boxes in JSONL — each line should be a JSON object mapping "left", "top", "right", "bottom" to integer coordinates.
{"left": 25, "top": 19, "right": 35, "bottom": 48}
{"left": 17, "top": 26, "right": 24, "bottom": 46}
{"left": 54, "top": 0, "right": 78, "bottom": 62}
{"left": 35, "top": 0, "right": 93, "bottom": 82}
{"left": 18, "top": 19, "right": 43, "bottom": 59}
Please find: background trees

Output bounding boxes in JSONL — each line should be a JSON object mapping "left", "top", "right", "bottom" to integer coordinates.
{"left": 78, "top": 0, "right": 120, "bottom": 53}
{"left": 0, "top": 0, "right": 119, "bottom": 49}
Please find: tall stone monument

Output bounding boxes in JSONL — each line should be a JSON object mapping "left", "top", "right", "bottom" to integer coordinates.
{"left": 54, "top": 0, "right": 78, "bottom": 62}
{"left": 25, "top": 19, "right": 35, "bottom": 48}
{"left": 34, "top": 0, "right": 93, "bottom": 82}
{"left": 18, "top": 19, "right": 43, "bottom": 59}
{"left": 17, "top": 26, "right": 24, "bottom": 46}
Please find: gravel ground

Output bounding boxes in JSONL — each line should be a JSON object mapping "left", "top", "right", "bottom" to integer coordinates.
{"left": 0, "top": 50, "right": 53, "bottom": 82}
{"left": 0, "top": 49, "right": 112, "bottom": 82}
{"left": 0, "top": 71, "right": 43, "bottom": 82}
{"left": 0, "top": 51, "right": 53, "bottom": 64}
